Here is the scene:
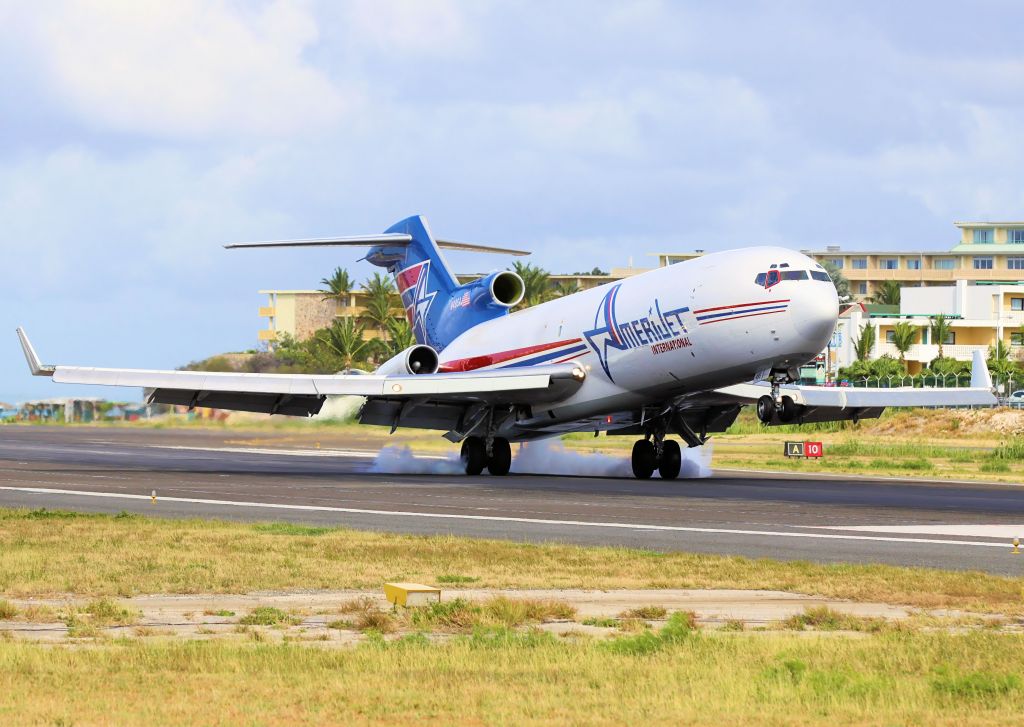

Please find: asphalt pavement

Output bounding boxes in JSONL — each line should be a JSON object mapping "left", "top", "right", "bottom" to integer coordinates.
{"left": 1, "top": 426, "right": 1023, "bottom": 574}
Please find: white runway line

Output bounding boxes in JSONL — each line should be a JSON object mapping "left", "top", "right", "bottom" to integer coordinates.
{"left": 0, "top": 485, "right": 1014, "bottom": 550}
{"left": 810, "top": 524, "right": 1024, "bottom": 539}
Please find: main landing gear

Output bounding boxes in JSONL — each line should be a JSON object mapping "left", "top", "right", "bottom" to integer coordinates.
{"left": 460, "top": 435, "right": 511, "bottom": 476}
{"left": 631, "top": 437, "right": 682, "bottom": 480}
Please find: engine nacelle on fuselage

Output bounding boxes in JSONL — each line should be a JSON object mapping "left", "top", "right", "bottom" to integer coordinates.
{"left": 375, "top": 345, "right": 440, "bottom": 376}
{"left": 431, "top": 271, "right": 525, "bottom": 349}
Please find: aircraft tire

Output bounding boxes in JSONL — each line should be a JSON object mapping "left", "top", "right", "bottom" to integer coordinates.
{"left": 631, "top": 440, "right": 657, "bottom": 480}
{"left": 659, "top": 440, "right": 682, "bottom": 480}
{"left": 756, "top": 395, "right": 775, "bottom": 424}
{"left": 461, "top": 436, "right": 487, "bottom": 476}
{"left": 777, "top": 395, "right": 800, "bottom": 423}
{"left": 487, "top": 437, "right": 512, "bottom": 476}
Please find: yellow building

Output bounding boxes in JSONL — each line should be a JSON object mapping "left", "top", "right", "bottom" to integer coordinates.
{"left": 656, "top": 221, "right": 1024, "bottom": 300}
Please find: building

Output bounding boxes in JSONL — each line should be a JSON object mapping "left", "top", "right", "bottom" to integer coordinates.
{"left": 655, "top": 221, "right": 1024, "bottom": 300}
{"left": 829, "top": 279, "right": 1024, "bottom": 374}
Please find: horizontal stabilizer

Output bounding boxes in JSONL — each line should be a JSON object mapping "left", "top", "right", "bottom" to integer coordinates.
{"left": 226, "top": 235, "right": 529, "bottom": 256}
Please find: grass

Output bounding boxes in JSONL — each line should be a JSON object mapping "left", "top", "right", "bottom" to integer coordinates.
{"left": 2, "top": 507, "right": 1024, "bottom": 616}
{"left": 0, "top": 600, "right": 17, "bottom": 620}
{"left": 780, "top": 606, "right": 889, "bottom": 633}
{"left": 3, "top": 630, "right": 1023, "bottom": 724}
{"left": 239, "top": 607, "right": 299, "bottom": 627}
{"left": 619, "top": 605, "right": 668, "bottom": 620}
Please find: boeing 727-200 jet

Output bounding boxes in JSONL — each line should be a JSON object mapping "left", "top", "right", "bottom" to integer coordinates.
{"left": 17, "top": 215, "right": 996, "bottom": 479}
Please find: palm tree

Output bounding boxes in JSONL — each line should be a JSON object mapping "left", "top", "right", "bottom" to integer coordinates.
{"left": 361, "top": 272, "right": 398, "bottom": 337}
{"left": 988, "top": 339, "right": 1017, "bottom": 394}
{"left": 890, "top": 321, "right": 917, "bottom": 367}
{"left": 319, "top": 267, "right": 353, "bottom": 304}
{"left": 930, "top": 314, "right": 952, "bottom": 360}
{"left": 384, "top": 317, "right": 416, "bottom": 357}
{"left": 512, "top": 262, "right": 552, "bottom": 308}
{"left": 317, "top": 318, "right": 370, "bottom": 369}
{"left": 853, "top": 323, "right": 876, "bottom": 361}
{"left": 869, "top": 280, "right": 901, "bottom": 306}
{"left": 552, "top": 279, "right": 580, "bottom": 298}
{"left": 820, "top": 261, "right": 851, "bottom": 300}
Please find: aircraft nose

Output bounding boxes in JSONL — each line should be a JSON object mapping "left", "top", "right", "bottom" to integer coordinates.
{"left": 792, "top": 281, "right": 839, "bottom": 351}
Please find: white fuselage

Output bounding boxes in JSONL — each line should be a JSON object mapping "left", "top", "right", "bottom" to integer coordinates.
{"left": 438, "top": 247, "right": 838, "bottom": 434}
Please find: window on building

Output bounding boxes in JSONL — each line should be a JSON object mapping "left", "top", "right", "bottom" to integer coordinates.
{"left": 942, "top": 331, "right": 956, "bottom": 345}
{"left": 880, "top": 258, "right": 899, "bottom": 270}
{"left": 973, "top": 229, "right": 993, "bottom": 243}
{"left": 1012, "top": 298, "right": 1024, "bottom": 311}
{"left": 1008, "top": 257, "right": 1024, "bottom": 270}
{"left": 1010, "top": 230, "right": 1024, "bottom": 244}
{"left": 934, "top": 258, "right": 956, "bottom": 270}
{"left": 906, "top": 258, "right": 922, "bottom": 270}
{"left": 974, "top": 256, "right": 994, "bottom": 270}
{"left": 885, "top": 330, "right": 896, "bottom": 343}
{"left": 851, "top": 258, "right": 868, "bottom": 270}
{"left": 1013, "top": 332, "right": 1024, "bottom": 346}
{"left": 824, "top": 258, "right": 844, "bottom": 269}
{"left": 858, "top": 282, "right": 867, "bottom": 295}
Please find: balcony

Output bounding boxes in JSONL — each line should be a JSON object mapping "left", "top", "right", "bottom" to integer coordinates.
{"left": 875, "top": 342, "right": 989, "bottom": 362}
{"left": 258, "top": 306, "right": 276, "bottom": 317}
{"left": 257, "top": 329, "right": 278, "bottom": 342}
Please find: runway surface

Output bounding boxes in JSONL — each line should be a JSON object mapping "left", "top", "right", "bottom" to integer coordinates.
{"left": 2, "top": 426, "right": 1024, "bottom": 575}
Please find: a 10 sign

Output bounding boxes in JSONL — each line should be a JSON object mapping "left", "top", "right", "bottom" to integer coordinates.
{"left": 784, "top": 441, "right": 824, "bottom": 458}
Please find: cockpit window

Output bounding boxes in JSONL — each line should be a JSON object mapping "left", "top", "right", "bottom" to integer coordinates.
{"left": 810, "top": 271, "right": 831, "bottom": 282}
{"left": 781, "top": 270, "right": 808, "bottom": 280}
{"left": 756, "top": 270, "right": 811, "bottom": 285}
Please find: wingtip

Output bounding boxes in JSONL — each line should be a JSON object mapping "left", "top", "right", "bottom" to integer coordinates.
{"left": 16, "top": 327, "right": 55, "bottom": 377}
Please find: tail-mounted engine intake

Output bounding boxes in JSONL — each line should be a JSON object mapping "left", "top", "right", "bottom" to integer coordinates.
{"left": 430, "top": 271, "right": 526, "bottom": 347}
{"left": 376, "top": 345, "right": 440, "bottom": 376}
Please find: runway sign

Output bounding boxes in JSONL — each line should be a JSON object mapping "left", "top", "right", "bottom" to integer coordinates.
{"left": 784, "top": 441, "right": 824, "bottom": 458}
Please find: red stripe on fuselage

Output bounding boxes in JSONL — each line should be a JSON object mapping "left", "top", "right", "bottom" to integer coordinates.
{"left": 698, "top": 309, "right": 785, "bottom": 325}
{"left": 439, "top": 338, "right": 583, "bottom": 372}
{"left": 693, "top": 299, "right": 789, "bottom": 314}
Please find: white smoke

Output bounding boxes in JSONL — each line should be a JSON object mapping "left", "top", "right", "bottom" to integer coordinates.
{"left": 370, "top": 438, "right": 714, "bottom": 478}
{"left": 370, "top": 445, "right": 464, "bottom": 475}
{"left": 511, "top": 438, "right": 713, "bottom": 479}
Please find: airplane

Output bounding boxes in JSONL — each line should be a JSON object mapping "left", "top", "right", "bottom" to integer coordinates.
{"left": 17, "top": 214, "right": 996, "bottom": 479}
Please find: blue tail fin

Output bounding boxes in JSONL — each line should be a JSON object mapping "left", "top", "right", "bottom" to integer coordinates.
{"left": 366, "top": 216, "right": 459, "bottom": 350}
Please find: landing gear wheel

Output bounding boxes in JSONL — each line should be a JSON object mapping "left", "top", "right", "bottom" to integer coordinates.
{"left": 460, "top": 436, "right": 487, "bottom": 476}
{"left": 777, "top": 395, "right": 800, "bottom": 423}
{"left": 659, "top": 440, "right": 682, "bottom": 480}
{"left": 756, "top": 395, "right": 775, "bottom": 424}
{"left": 487, "top": 437, "right": 512, "bottom": 476}
{"left": 631, "top": 440, "right": 657, "bottom": 480}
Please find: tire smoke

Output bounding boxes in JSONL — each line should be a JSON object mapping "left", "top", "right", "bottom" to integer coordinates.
{"left": 370, "top": 445, "right": 464, "bottom": 475}
{"left": 511, "top": 438, "right": 713, "bottom": 479}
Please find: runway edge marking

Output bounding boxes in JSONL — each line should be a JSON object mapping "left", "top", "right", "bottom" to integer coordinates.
{"left": 0, "top": 486, "right": 1012, "bottom": 550}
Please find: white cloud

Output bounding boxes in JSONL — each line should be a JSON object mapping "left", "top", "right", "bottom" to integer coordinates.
{"left": 340, "top": 0, "right": 471, "bottom": 55}
{"left": 8, "top": 0, "right": 349, "bottom": 138}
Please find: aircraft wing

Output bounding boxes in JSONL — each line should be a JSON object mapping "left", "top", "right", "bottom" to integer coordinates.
{"left": 710, "top": 350, "right": 996, "bottom": 424}
{"left": 16, "top": 328, "right": 586, "bottom": 417}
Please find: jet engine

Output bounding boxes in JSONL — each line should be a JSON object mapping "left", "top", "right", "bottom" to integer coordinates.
{"left": 376, "top": 345, "right": 440, "bottom": 376}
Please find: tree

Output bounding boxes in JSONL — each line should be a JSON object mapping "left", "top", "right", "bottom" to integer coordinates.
{"left": 869, "top": 280, "right": 901, "bottom": 306}
{"left": 317, "top": 318, "right": 370, "bottom": 370}
{"left": 820, "top": 261, "right": 851, "bottom": 300}
{"left": 513, "top": 262, "right": 552, "bottom": 308}
{"left": 988, "top": 339, "right": 1018, "bottom": 394}
{"left": 890, "top": 321, "right": 918, "bottom": 367}
{"left": 361, "top": 272, "right": 398, "bottom": 337}
{"left": 384, "top": 317, "right": 416, "bottom": 357}
{"left": 853, "top": 323, "right": 876, "bottom": 361}
{"left": 319, "top": 267, "right": 353, "bottom": 304}
{"left": 930, "top": 314, "right": 952, "bottom": 359}
{"left": 552, "top": 280, "right": 580, "bottom": 298}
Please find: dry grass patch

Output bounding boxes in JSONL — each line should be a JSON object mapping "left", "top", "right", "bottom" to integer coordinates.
{"left": 619, "top": 604, "right": 668, "bottom": 620}
{"left": 2, "top": 507, "right": 1024, "bottom": 617}
{"left": 0, "top": 600, "right": 18, "bottom": 620}
{"left": 780, "top": 606, "right": 890, "bottom": 633}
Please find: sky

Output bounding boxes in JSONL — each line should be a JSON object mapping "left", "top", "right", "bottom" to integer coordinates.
{"left": 3, "top": 0, "right": 1024, "bottom": 403}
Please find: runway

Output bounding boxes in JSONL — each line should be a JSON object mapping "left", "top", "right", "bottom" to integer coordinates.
{"left": 2, "top": 426, "right": 1023, "bottom": 575}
